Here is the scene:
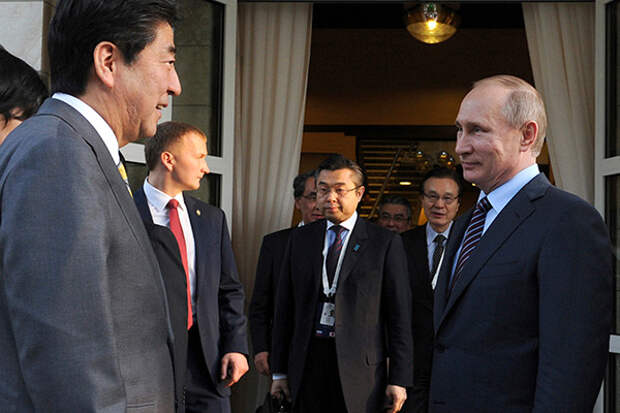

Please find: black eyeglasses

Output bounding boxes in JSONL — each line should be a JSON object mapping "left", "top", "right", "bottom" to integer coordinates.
{"left": 423, "top": 193, "right": 458, "bottom": 205}
{"left": 300, "top": 192, "right": 317, "bottom": 201}
{"left": 317, "top": 185, "right": 361, "bottom": 198}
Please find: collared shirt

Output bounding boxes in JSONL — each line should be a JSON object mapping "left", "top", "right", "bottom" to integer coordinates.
{"left": 52, "top": 93, "right": 120, "bottom": 165}
{"left": 426, "top": 221, "right": 453, "bottom": 289}
{"left": 451, "top": 164, "right": 540, "bottom": 279}
{"left": 143, "top": 179, "right": 197, "bottom": 315}
{"left": 480, "top": 164, "right": 540, "bottom": 234}
{"left": 322, "top": 211, "right": 357, "bottom": 296}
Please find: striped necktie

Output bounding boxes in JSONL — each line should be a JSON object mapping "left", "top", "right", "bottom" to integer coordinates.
{"left": 449, "top": 197, "right": 492, "bottom": 292}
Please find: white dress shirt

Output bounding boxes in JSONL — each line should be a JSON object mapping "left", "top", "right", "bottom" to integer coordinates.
{"left": 322, "top": 212, "right": 358, "bottom": 297}
{"left": 52, "top": 93, "right": 119, "bottom": 164}
{"left": 451, "top": 164, "right": 540, "bottom": 278}
{"left": 143, "top": 179, "right": 197, "bottom": 316}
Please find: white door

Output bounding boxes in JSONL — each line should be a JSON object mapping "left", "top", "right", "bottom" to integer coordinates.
{"left": 122, "top": 0, "right": 237, "bottom": 229}
{"left": 595, "top": 0, "right": 620, "bottom": 411}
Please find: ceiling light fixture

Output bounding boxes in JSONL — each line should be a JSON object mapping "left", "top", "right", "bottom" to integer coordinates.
{"left": 405, "top": 3, "right": 460, "bottom": 44}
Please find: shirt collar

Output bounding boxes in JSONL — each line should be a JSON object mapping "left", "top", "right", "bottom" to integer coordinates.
{"left": 143, "top": 178, "right": 187, "bottom": 212}
{"left": 481, "top": 164, "right": 539, "bottom": 214}
{"left": 426, "top": 221, "right": 453, "bottom": 246}
{"left": 52, "top": 92, "right": 120, "bottom": 164}
{"left": 326, "top": 211, "right": 358, "bottom": 233}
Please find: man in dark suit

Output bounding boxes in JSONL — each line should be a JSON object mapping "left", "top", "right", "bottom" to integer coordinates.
{"left": 376, "top": 194, "right": 412, "bottom": 233}
{"left": 249, "top": 170, "right": 323, "bottom": 376}
{"left": 271, "top": 154, "right": 413, "bottom": 413}
{"left": 431, "top": 75, "right": 613, "bottom": 412}
{"left": 0, "top": 1, "right": 180, "bottom": 411}
{"left": 400, "top": 167, "right": 461, "bottom": 413}
{"left": 135, "top": 121, "right": 248, "bottom": 413}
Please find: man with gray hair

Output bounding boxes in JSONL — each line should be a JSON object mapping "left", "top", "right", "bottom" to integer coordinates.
{"left": 430, "top": 75, "right": 612, "bottom": 412}
{"left": 376, "top": 194, "right": 412, "bottom": 233}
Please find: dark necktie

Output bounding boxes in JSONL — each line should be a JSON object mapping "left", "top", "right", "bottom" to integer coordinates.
{"left": 326, "top": 225, "right": 345, "bottom": 284}
{"left": 167, "top": 199, "right": 193, "bottom": 329}
{"left": 430, "top": 234, "right": 446, "bottom": 280}
{"left": 450, "top": 197, "right": 492, "bottom": 292}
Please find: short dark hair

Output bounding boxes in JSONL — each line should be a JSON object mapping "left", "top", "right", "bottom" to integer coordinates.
{"left": 420, "top": 167, "right": 463, "bottom": 197}
{"left": 293, "top": 170, "right": 315, "bottom": 199}
{"left": 315, "top": 154, "right": 365, "bottom": 188}
{"left": 48, "top": 0, "right": 178, "bottom": 96}
{"left": 145, "top": 121, "right": 206, "bottom": 171}
{"left": 0, "top": 46, "right": 48, "bottom": 121}
{"left": 378, "top": 194, "right": 412, "bottom": 219}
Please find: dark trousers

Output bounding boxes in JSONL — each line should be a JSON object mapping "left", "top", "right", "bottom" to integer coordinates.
{"left": 294, "top": 337, "right": 348, "bottom": 413}
{"left": 185, "top": 325, "right": 231, "bottom": 413}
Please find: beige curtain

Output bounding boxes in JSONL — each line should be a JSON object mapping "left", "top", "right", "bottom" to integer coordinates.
{"left": 231, "top": 3, "right": 313, "bottom": 411}
{"left": 522, "top": 3, "right": 595, "bottom": 203}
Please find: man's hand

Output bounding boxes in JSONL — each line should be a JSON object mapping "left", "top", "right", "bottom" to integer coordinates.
{"left": 220, "top": 352, "right": 249, "bottom": 387}
{"left": 270, "top": 378, "right": 291, "bottom": 402}
{"left": 254, "top": 351, "right": 270, "bottom": 376}
{"left": 385, "top": 384, "right": 407, "bottom": 413}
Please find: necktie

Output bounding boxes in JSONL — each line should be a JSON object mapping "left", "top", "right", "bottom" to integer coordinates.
{"left": 326, "top": 225, "right": 345, "bottom": 284}
{"left": 450, "top": 197, "right": 492, "bottom": 292}
{"left": 167, "top": 199, "right": 193, "bottom": 329}
{"left": 430, "top": 234, "right": 446, "bottom": 280}
{"left": 117, "top": 161, "right": 132, "bottom": 197}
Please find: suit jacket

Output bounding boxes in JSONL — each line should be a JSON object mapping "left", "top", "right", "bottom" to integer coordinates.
{"left": 272, "top": 218, "right": 413, "bottom": 413}
{"left": 431, "top": 174, "right": 613, "bottom": 412}
{"left": 0, "top": 98, "right": 175, "bottom": 412}
{"left": 140, "top": 219, "right": 189, "bottom": 413}
{"left": 249, "top": 227, "right": 293, "bottom": 356}
{"left": 134, "top": 188, "right": 248, "bottom": 397}
{"left": 400, "top": 224, "right": 437, "bottom": 413}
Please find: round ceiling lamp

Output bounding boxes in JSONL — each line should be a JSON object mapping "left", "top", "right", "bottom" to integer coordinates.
{"left": 405, "top": 3, "right": 460, "bottom": 44}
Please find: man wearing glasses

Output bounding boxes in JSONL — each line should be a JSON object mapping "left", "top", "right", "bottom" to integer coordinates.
{"left": 271, "top": 154, "right": 412, "bottom": 413}
{"left": 400, "top": 167, "right": 461, "bottom": 413}
{"left": 249, "top": 170, "right": 323, "bottom": 377}
{"left": 377, "top": 195, "right": 413, "bottom": 233}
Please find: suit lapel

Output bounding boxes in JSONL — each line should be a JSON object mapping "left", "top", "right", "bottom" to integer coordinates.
{"left": 134, "top": 187, "right": 154, "bottom": 224}
{"left": 42, "top": 99, "right": 158, "bottom": 271}
{"left": 307, "top": 220, "right": 327, "bottom": 291}
{"left": 436, "top": 174, "right": 550, "bottom": 330}
{"left": 337, "top": 218, "right": 369, "bottom": 287}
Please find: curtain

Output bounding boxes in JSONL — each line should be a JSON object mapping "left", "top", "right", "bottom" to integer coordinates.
{"left": 231, "top": 3, "right": 313, "bottom": 411}
{"left": 522, "top": 3, "right": 595, "bottom": 203}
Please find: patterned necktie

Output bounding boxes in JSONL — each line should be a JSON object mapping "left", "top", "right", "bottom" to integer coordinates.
{"left": 450, "top": 197, "right": 492, "bottom": 292}
{"left": 167, "top": 199, "right": 193, "bottom": 329}
{"left": 430, "top": 234, "right": 446, "bottom": 280}
{"left": 326, "top": 225, "right": 346, "bottom": 284}
{"left": 117, "top": 161, "right": 132, "bottom": 197}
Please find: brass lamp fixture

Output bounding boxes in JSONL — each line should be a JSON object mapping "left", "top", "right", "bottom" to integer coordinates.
{"left": 405, "top": 3, "right": 460, "bottom": 44}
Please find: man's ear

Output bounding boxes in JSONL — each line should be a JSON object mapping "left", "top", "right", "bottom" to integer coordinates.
{"left": 520, "top": 121, "right": 538, "bottom": 152}
{"left": 160, "top": 151, "right": 175, "bottom": 172}
{"left": 92, "top": 41, "right": 121, "bottom": 89}
{"left": 294, "top": 198, "right": 302, "bottom": 212}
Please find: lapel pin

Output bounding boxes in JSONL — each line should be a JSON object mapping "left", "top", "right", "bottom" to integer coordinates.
{"left": 353, "top": 244, "right": 360, "bottom": 252}
{"left": 196, "top": 209, "right": 201, "bottom": 216}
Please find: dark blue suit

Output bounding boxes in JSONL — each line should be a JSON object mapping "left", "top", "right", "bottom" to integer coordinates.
{"left": 431, "top": 174, "right": 612, "bottom": 412}
{"left": 134, "top": 188, "right": 248, "bottom": 409}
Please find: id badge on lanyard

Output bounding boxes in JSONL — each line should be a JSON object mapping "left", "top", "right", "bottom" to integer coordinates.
{"left": 314, "top": 297, "right": 336, "bottom": 338}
